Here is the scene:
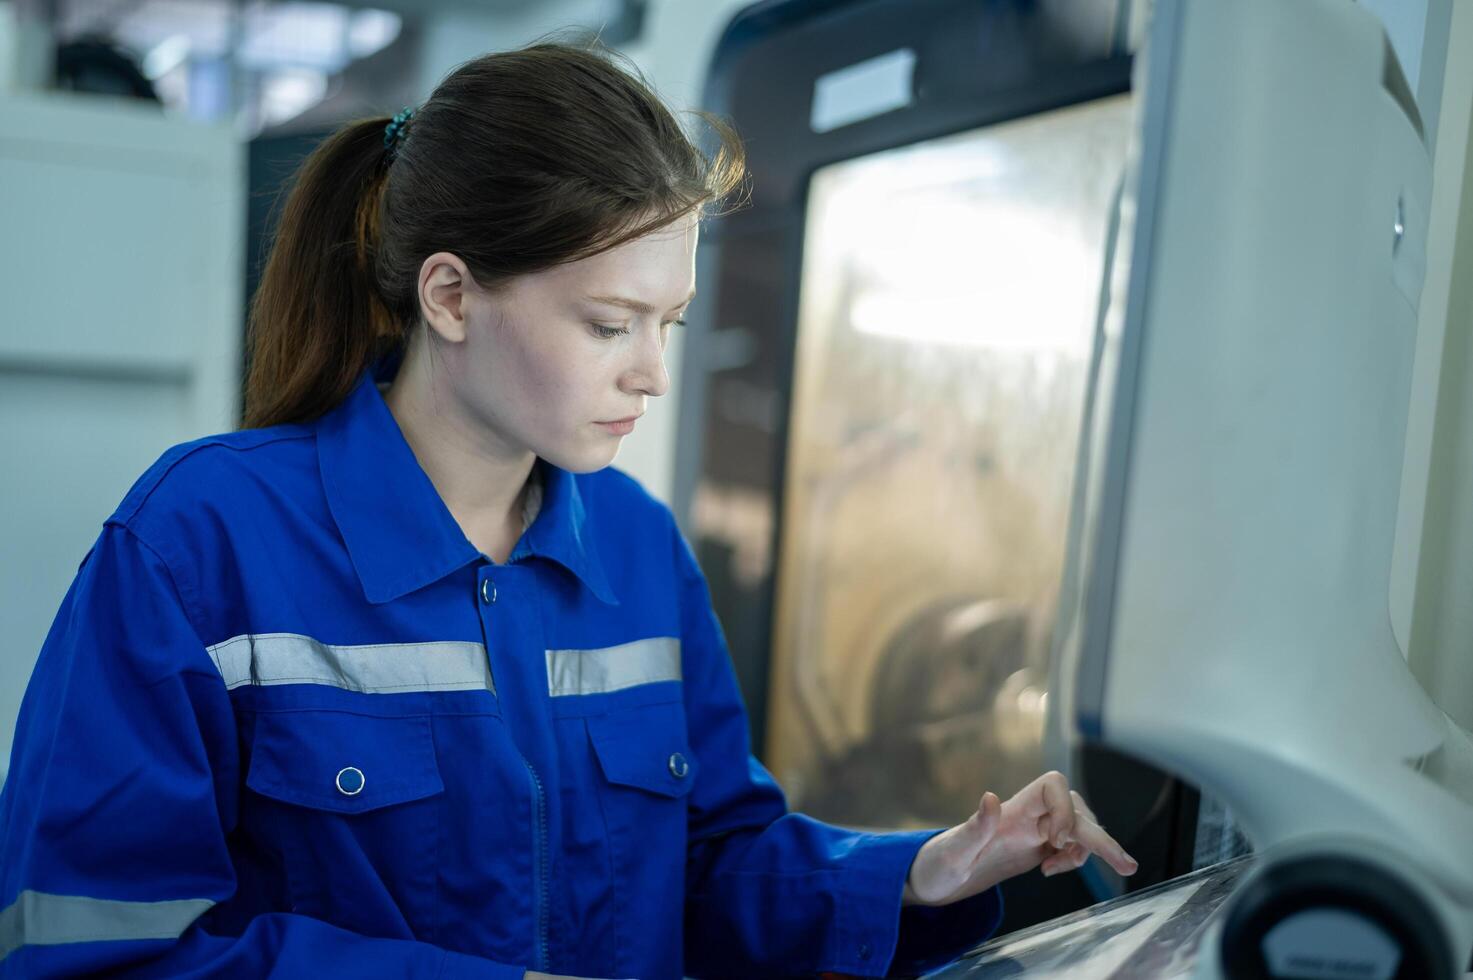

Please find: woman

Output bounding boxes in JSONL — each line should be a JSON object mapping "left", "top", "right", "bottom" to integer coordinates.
{"left": 0, "top": 42, "right": 1135, "bottom": 979}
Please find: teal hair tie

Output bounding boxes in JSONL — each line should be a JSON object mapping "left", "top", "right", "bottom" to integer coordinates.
{"left": 383, "top": 106, "right": 415, "bottom": 152}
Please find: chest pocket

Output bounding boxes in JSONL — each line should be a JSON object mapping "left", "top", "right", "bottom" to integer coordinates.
{"left": 242, "top": 710, "right": 444, "bottom": 936}
{"left": 587, "top": 699, "right": 699, "bottom": 800}
{"left": 247, "top": 710, "right": 444, "bottom": 811}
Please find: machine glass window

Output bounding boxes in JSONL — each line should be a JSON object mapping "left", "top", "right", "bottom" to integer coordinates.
{"left": 767, "top": 93, "right": 1133, "bottom": 828}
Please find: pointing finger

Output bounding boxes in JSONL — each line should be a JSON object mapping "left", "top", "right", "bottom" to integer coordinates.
{"left": 1071, "top": 811, "right": 1138, "bottom": 876}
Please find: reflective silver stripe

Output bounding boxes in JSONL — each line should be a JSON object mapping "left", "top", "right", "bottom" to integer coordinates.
{"left": 545, "top": 637, "right": 681, "bottom": 696}
{"left": 0, "top": 890, "right": 213, "bottom": 959}
{"left": 206, "top": 633, "right": 494, "bottom": 695}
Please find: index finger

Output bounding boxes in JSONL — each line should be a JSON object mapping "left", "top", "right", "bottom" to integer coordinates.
{"left": 1071, "top": 812, "right": 1138, "bottom": 877}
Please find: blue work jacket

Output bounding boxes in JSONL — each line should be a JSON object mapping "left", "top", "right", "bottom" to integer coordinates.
{"left": 0, "top": 369, "right": 1002, "bottom": 978}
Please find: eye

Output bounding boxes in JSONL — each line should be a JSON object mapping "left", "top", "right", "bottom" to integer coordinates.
{"left": 590, "top": 322, "right": 629, "bottom": 339}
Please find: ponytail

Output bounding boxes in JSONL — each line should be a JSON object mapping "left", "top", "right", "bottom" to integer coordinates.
{"left": 242, "top": 117, "right": 405, "bottom": 428}
{"left": 241, "top": 40, "right": 747, "bottom": 431}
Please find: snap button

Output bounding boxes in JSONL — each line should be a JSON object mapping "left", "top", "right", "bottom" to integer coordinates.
{"left": 336, "top": 766, "right": 365, "bottom": 796}
{"left": 480, "top": 579, "right": 496, "bottom": 605}
{"left": 668, "top": 752, "right": 688, "bottom": 779}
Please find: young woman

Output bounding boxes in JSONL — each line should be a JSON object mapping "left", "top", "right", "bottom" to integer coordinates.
{"left": 0, "top": 42, "right": 1135, "bottom": 980}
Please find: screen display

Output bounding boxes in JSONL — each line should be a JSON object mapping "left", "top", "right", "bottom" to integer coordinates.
{"left": 924, "top": 856, "right": 1254, "bottom": 977}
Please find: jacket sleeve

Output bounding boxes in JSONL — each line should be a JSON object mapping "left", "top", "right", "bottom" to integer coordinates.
{"left": 675, "top": 534, "right": 1003, "bottom": 979}
{"left": 0, "top": 522, "right": 525, "bottom": 980}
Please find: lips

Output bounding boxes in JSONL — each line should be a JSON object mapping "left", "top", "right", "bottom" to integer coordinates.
{"left": 596, "top": 414, "right": 642, "bottom": 436}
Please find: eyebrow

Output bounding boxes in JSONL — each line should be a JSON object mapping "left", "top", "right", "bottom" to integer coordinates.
{"left": 585, "top": 291, "right": 696, "bottom": 316}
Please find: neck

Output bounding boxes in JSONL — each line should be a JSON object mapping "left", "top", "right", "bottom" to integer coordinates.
{"left": 382, "top": 344, "right": 535, "bottom": 558}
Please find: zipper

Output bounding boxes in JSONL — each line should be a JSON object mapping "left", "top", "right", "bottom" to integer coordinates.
{"left": 523, "top": 756, "right": 550, "bottom": 972}
{"left": 486, "top": 555, "right": 548, "bottom": 970}
{"left": 494, "top": 555, "right": 549, "bottom": 971}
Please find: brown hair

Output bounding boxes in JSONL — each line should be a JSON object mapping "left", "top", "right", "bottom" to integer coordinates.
{"left": 242, "top": 40, "right": 746, "bottom": 429}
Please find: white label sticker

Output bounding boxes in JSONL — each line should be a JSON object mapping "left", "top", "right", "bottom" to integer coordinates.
{"left": 810, "top": 48, "right": 916, "bottom": 134}
{"left": 1261, "top": 908, "right": 1402, "bottom": 980}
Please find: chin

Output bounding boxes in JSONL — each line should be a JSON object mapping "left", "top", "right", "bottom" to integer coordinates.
{"left": 538, "top": 441, "right": 620, "bottom": 475}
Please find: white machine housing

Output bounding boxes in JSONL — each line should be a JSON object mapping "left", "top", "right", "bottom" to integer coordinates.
{"left": 1052, "top": 0, "right": 1473, "bottom": 970}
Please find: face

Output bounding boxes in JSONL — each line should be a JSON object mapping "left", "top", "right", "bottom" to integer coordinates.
{"left": 418, "top": 214, "right": 698, "bottom": 473}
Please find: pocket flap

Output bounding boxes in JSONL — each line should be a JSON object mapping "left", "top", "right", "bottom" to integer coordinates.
{"left": 587, "top": 702, "right": 698, "bottom": 799}
{"left": 247, "top": 710, "right": 444, "bottom": 814}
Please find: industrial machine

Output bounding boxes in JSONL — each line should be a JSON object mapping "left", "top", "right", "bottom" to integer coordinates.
{"left": 682, "top": 0, "right": 1473, "bottom": 973}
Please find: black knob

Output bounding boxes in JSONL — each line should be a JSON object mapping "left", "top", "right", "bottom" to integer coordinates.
{"left": 1220, "top": 851, "right": 1454, "bottom": 980}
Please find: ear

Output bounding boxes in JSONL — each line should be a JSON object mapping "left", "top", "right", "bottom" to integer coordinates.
{"left": 418, "top": 251, "right": 476, "bottom": 344}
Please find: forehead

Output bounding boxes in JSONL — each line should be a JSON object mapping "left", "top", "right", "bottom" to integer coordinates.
{"left": 537, "top": 216, "right": 699, "bottom": 299}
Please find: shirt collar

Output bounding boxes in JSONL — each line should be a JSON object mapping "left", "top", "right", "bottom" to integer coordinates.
{"left": 315, "top": 371, "right": 617, "bottom": 606}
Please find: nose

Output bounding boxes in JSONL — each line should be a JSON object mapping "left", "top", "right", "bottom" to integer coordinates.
{"left": 621, "top": 325, "right": 670, "bottom": 399}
